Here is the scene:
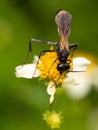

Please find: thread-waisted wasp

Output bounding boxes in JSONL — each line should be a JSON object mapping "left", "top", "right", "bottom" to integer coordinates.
{"left": 15, "top": 10, "right": 91, "bottom": 104}
{"left": 26, "top": 10, "right": 78, "bottom": 78}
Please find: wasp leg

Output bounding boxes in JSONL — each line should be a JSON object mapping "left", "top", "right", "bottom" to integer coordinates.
{"left": 48, "top": 58, "right": 58, "bottom": 73}
{"left": 49, "top": 73, "right": 63, "bottom": 88}
{"left": 24, "top": 39, "right": 58, "bottom": 64}
{"left": 33, "top": 49, "right": 56, "bottom": 77}
{"left": 69, "top": 43, "right": 78, "bottom": 49}
{"left": 37, "top": 49, "right": 56, "bottom": 64}
{"left": 68, "top": 70, "right": 85, "bottom": 72}
{"left": 31, "top": 38, "right": 58, "bottom": 46}
{"left": 69, "top": 43, "right": 78, "bottom": 58}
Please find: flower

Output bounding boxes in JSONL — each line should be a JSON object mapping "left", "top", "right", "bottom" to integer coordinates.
{"left": 15, "top": 47, "right": 91, "bottom": 103}
{"left": 15, "top": 64, "right": 40, "bottom": 79}
{"left": 43, "top": 110, "right": 63, "bottom": 129}
{"left": 63, "top": 53, "right": 98, "bottom": 100}
{"left": 47, "top": 81, "right": 56, "bottom": 104}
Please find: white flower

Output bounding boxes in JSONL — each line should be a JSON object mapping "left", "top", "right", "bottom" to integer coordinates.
{"left": 15, "top": 64, "right": 40, "bottom": 78}
{"left": 72, "top": 57, "right": 91, "bottom": 71}
{"left": 47, "top": 81, "right": 56, "bottom": 104}
{"left": 15, "top": 55, "right": 91, "bottom": 103}
{"left": 62, "top": 56, "right": 98, "bottom": 100}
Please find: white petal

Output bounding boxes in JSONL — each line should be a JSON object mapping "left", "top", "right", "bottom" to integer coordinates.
{"left": 47, "top": 81, "right": 56, "bottom": 104}
{"left": 63, "top": 72, "right": 92, "bottom": 100}
{"left": 63, "top": 77, "right": 78, "bottom": 85}
{"left": 72, "top": 57, "right": 91, "bottom": 71}
{"left": 15, "top": 64, "right": 40, "bottom": 79}
{"left": 33, "top": 55, "right": 42, "bottom": 64}
{"left": 33, "top": 55, "right": 38, "bottom": 64}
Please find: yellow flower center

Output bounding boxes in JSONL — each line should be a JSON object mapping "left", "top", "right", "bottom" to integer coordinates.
{"left": 37, "top": 46, "right": 72, "bottom": 84}
{"left": 43, "top": 110, "right": 63, "bottom": 129}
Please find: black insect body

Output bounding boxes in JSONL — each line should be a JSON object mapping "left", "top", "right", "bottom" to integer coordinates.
{"left": 26, "top": 10, "right": 78, "bottom": 76}
{"left": 55, "top": 10, "right": 77, "bottom": 74}
{"left": 57, "top": 49, "right": 70, "bottom": 73}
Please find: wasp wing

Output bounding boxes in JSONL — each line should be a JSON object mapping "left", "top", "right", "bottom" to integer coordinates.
{"left": 55, "top": 10, "right": 72, "bottom": 38}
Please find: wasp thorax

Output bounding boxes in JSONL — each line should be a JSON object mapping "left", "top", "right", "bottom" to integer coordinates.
{"left": 58, "top": 49, "right": 69, "bottom": 62}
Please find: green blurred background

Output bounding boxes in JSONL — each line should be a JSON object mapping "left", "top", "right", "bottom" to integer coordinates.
{"left": 0, "top": 0, "right": 98, "bottom": 130}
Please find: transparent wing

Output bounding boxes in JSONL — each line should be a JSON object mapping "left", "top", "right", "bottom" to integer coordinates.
{"left": 55, "top": 10, "right": 72, "bottom": 38}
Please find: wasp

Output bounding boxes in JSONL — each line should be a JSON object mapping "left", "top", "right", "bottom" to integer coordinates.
{"left": 26, "top": 10, "right": 78, "bottom": 75}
